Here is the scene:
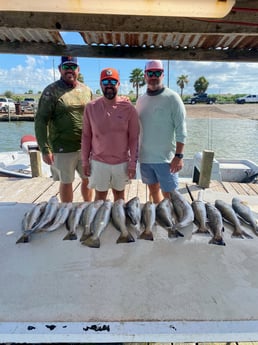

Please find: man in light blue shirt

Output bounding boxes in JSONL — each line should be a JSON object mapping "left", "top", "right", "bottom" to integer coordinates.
{"left": 136, "top": 60, "right": 187, "bottom": 203}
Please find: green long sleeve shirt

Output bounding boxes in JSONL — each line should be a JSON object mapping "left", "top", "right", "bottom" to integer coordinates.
{"left": 35, "top": 79, "right": 92, "bottom": 155}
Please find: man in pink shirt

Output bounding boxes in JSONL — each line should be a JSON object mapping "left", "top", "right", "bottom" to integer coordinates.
{"left": 82, "top": 67, "right": 139, "bottom": 201}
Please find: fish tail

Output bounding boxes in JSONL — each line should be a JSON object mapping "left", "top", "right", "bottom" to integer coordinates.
{"left": 193, "top": 227, "right": 210, "bottom": 235}
{"left": 209, "top": 236, "right": 226, "bottom": 246}
{"left": 16, "top": 234, "right": 30, "bottom": 244}
{"left": 168, "top": 229, "right": 184, "bottom": 238}
{"left": 81, "top": 236, "right": 101, "bottom": 248}
{"left": 80, "top": 230, "right": 91, "bottom": 242}
{"left": 63, "top": 232, "right": 77, "bottom": 241}
{"left": 242, "top": 230, "right": 253, "bottom": 239}
{"left": 231, "top": 230, "right": 245, "bottom": 239}
{"left": 139, "top": 229, "right": 154, "bottom": 241}
{"left": 116, "top": 232, "right": 135, "bottom": 244}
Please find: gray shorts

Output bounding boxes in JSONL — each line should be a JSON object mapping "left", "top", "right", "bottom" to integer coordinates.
{"left": 51, "top": 151, "right": 85, "bottom": 183}
{"left": 88, "top": 160, "right": 129, "bottom": 191}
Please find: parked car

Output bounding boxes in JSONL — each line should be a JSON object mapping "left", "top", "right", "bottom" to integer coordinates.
{"left": 23, "top": 97, "right": 37, "bottom": 108}
{"left": 0, "top": 97, "right": 15, "bottom": 113}
{"left": 235, "top": 94, "right": 258, "bottom": 104}
{"left": 189, "top": 93, "right": 216, "bottom": 104}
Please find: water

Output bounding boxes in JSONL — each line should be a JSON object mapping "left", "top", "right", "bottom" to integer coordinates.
{"left": 0, "top": 118, "right": 257, "bottom": 164}
{"left": 185, "top": 118, "right": 258, "bottom": 164}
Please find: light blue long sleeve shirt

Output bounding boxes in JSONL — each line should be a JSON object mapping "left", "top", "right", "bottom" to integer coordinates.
{"left": 136, "top": 87, "right": 187, "bottom": 163}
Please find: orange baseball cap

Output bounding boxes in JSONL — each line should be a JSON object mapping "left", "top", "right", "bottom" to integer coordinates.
{"left": 100, "top": 68, "right": 120, "bottom": 81}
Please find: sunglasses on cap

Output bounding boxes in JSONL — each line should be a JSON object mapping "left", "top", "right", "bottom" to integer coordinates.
{"left": 61, "top": 64, "right": 78, "bottom": 71}
{"left": 146, "top": 70, "right": 163, "bottom": 77}
{"left": 101, "top": 79, "right": 118, "bottom": 86}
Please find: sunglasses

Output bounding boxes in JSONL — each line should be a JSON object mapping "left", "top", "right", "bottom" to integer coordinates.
{"left": 146, "top": 70, "right": 163, "bottom": 78}
{"left": 101, "top": 79, "right": 118, "bottom": 86}
{"left": 61, "top": 64, "right": 78, "bottom": 71}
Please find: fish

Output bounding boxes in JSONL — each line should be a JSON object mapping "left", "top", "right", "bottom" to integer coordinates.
{"left": 112, "top": 199, "right": 135, "bottom": 244}
{"left": 205, "top": 202, "right": 226, "bottom": 246}
{"left": 43, "top": 202, "right": 73, "bottom": 232}
{"left": 63, "top": 202, "right": 89, "bottom": 240}
{"left": 170, "top": 189, "right": 194, "bottom": 231}
{"left": 232, "top": 197, "right": 258, "bottom": 235}
{"left": 140, "top": 201, "right": 156, "bottom": 241}
{"left": 16, "top": 201, "right": 48, "bottom": 243}
{"left": 30, "top": 195, "right": 60, "bottom": 232}
{"left": 125, "top": 196, "right": 141, "bottom": 230}
{"left": 191, "top": 199, "right": 210, "bottom": 234}
{"left": 82, "top": 199, "right": 112, "bottom": 248}
{"left": 156, "top": 198, "right": 183, "bottom": 238}
{"left": 215, "top": 199, "right": 253, "bottom": 239}
{"left": 80, "top": 200, "right": 104, "bottom": 241}
{"left": 17, "top": 196, "right": 59, "bottom": 243}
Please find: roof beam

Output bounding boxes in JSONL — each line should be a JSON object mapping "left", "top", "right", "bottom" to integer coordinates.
{"left": 1, "top": 8, "right": 258, "bottom": 34}
{"left": 0, "top": 41, "right": 257, "bottom": 62}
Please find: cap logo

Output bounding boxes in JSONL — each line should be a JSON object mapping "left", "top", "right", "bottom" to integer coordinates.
{"left": 105, "top": 69, "right": 113, "bottom": 76}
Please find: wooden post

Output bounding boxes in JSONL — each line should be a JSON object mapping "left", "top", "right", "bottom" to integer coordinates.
{"left": 29, "top": 150, "right": 42, "bottom": 177}
{"left": 198, "top": 150, "right": 214, "bottom": 188}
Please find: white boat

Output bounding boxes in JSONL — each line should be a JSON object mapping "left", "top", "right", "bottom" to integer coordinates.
{"left": 0, "top": 135, "right": 51, "bottom": 178}
{"left": 180, "top": 152, "right": 258, "bottom": 184}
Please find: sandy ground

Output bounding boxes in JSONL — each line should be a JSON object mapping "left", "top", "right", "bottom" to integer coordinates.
{"left": 185, "top": 103, "right": 258, "bottom": 120}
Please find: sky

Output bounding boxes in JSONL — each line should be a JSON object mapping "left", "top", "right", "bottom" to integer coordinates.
{"left": 1, "top": 32, "right": 258, "bottom": 97}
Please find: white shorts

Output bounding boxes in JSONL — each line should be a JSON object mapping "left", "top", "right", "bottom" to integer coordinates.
{"left": 88, "top": 160, "right": 129, "bottom": 191}
{"left": 51, "top": 151, "right": 85, "bottom": 183}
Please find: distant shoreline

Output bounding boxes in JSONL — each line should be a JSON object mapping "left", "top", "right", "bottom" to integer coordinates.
{"left": 186, "top": 104, "right": 258, "bottom": 120}
{"left": 0, "top": 114, "right": 34, "bottom": 121}
{"left": 1, "top": 104, "right": 258, "bottom": 121}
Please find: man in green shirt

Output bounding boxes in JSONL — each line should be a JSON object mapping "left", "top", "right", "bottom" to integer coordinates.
{"left": 35, "top": 56, "right": 93, "bottom": 202}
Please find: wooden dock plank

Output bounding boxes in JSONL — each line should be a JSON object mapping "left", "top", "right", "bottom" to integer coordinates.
{"left": 239, "top": 182, "right": 258, "bottom": 196}
{"left": 0, "top": 176, "right": 257, "bottom": 204}
{"left": 222, "top": 181, "right": 239, "bottom": 195}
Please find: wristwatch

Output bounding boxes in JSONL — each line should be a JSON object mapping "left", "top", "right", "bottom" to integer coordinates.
{"left": 175, "top": 153, "right": 184, "bottom": 159}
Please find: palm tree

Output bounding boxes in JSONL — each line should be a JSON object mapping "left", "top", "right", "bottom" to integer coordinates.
{"left": 176, "top": 75, "right": 189, "bottom": 97}
{"left": 194, "top": 76, "right": 209, "bottom": 94}
{"left": 129, "top": 68, "right": 145, "bottom": 100}
{"left": 77, "top": 72, "right": 84, "bottom": 83}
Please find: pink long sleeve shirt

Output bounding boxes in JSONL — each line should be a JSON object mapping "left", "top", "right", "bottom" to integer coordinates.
{"left": 82, "top": 97, "right": 139, "bottom": 170}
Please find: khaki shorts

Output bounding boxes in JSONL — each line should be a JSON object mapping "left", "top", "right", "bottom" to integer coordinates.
{"left": 88, "top": 160, "right": 129, "bottom": 191}
{"left": 51, "top": 151, "right": 85, "bottom": 183}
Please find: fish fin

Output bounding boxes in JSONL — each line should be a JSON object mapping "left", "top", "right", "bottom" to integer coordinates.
{"left": 63, "top": 232, "right": 77, "bottom": 240}
{"left": 168, "top": 229, "right": 184, "bottom": 238}
{"left": 81, "top": 236, "right": 100, "bottom": 248}
{"left": 116, "top": 232, "right": 135, "bottom": 244}
{"left": 139, "top": 230, "right": 154, "bottom": 241}
{"left": 209, "top": 237, "right": 226, "bottom": 246}
{"left": 16, "top": 234, "right": 30, "bottom": 244}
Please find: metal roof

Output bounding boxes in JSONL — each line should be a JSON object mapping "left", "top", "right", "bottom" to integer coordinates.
{"left": 0, "top": 0, "right": 258, "bottom": 61}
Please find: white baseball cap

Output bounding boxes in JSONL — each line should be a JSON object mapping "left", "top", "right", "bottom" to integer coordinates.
{"left": 145, "top": 60, "right": 164, "bottom": 71}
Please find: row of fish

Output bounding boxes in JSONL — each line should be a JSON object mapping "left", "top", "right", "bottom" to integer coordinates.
{"left": 191, "top": 193, "right": 258, "bottom": 246}
{"left": 16, "top": 190, "right": 193, "bottom": 247}
{"left": 16, "top": 190, "right": 258, "bottom": 248}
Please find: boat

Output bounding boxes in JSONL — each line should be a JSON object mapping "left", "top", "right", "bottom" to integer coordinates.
{"left": 180, "top": 152, "right": 258, "bottom": 184}
{"left": 1, "top": 137, "right": 257, "bottom": 183}
{"left": 0, "top": 135, "right": 51, "bottom": 178}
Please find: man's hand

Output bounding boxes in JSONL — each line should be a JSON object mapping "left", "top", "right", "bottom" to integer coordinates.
{"left": 43, "top": 153, "right": 54, "bottom": 165}
{"left": 170, "top": 157, "right": 184, "bottom": 173}
{"left": 83, "top": 164, "right": 91, "bottom": 177}
{"left": 128, "top": 168, "right": 136, "bottom": 179}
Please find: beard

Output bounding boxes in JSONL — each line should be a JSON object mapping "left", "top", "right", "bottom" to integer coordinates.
{"left": 103, "top": 87, "right": 117, "bottom": 100}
